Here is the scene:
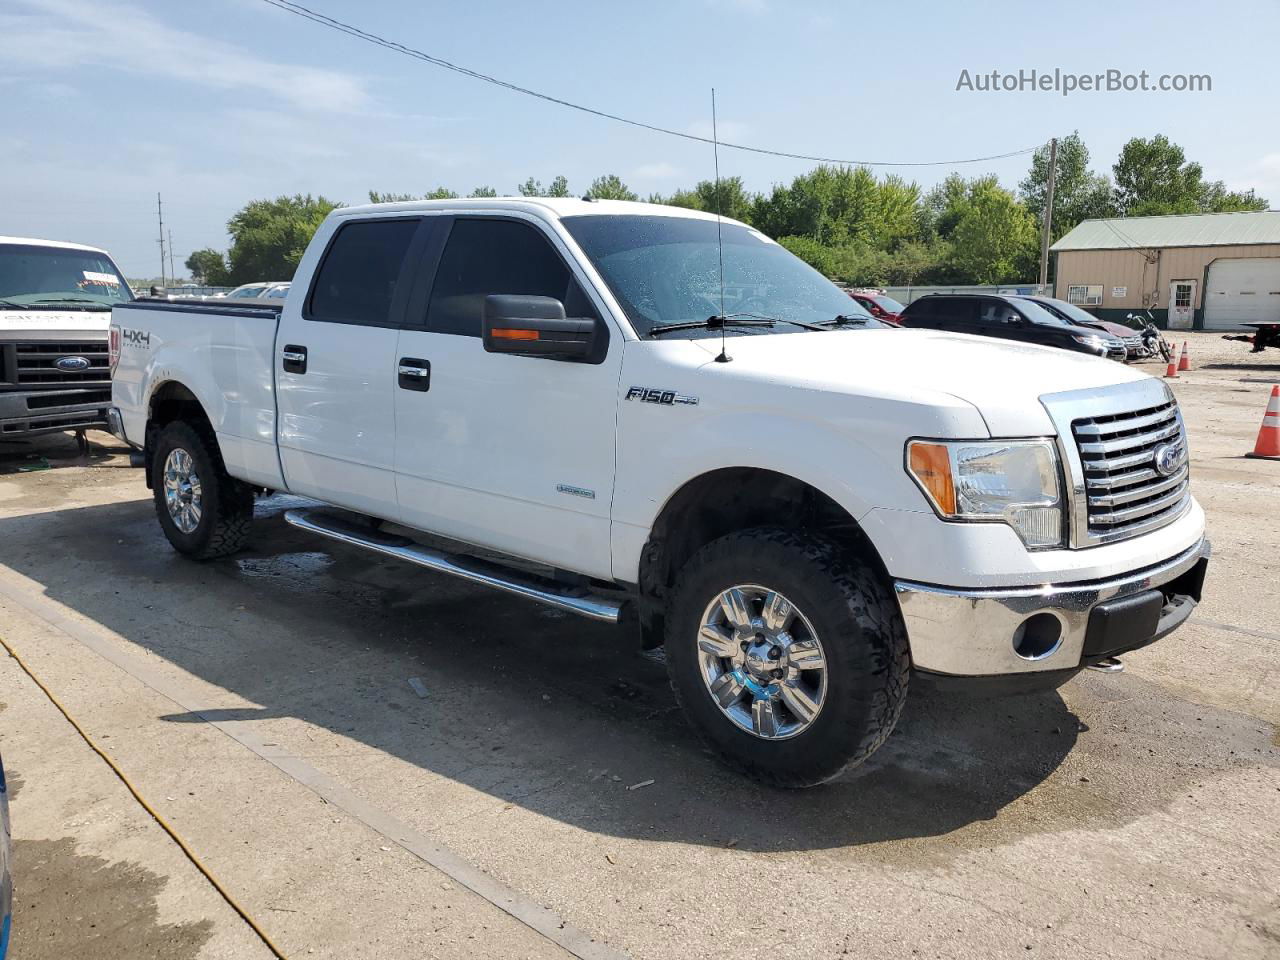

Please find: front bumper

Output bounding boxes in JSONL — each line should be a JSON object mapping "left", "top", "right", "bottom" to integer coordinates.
{"left": 0, "top": 389, "right": 110, "bottom": 438}
{"left": 894, "top": 536, "right": 1210, "bottom": 677}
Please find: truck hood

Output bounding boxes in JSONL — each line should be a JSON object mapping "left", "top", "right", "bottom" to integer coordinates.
{"left": 0, "top": 309, "right": 113, "bottom": 334}
{"left": 688, "top": 327, "right": 1149, "bottom": 436}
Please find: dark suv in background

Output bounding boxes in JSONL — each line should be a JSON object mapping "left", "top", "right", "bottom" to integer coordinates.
{"left": 898, "top": 294, "right": 1127, "bottom": 360}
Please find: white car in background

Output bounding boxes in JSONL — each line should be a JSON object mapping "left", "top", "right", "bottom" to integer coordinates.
{"left": 217, "top": 282, "right": 290, "bottom": 300}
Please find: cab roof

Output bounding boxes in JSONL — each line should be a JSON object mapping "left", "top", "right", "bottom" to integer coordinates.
{"left": 0, "top": 235, "right": 110, "bottom": 254}
{"left": 335, "top": 197, "right": 745, "bottom": 226}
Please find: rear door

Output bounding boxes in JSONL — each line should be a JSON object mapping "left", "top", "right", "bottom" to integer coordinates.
{"left": 274, "top": 215, "right": 427, "bottom": 516}
{"left": 930, "top": 297, "right": 978, "bottom": 334}
{"left": 391, "top": 214, "right": 622, "bottom": 579}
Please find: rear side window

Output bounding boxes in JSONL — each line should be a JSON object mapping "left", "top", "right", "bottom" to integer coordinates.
{"left": 426, "top": 218, "right": 594, "bottom": 337}
{"left": 308, "top": 218, "right": 419, "bottom": 326}
{"left": 935, "top": 298, "right": 978, "bottom": 326}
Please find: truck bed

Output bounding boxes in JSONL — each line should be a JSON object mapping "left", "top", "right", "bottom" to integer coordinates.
{"left": 112, "top": 298, "right": 285, "bottom": 488}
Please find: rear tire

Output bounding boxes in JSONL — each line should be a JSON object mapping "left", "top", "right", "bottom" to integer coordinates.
{"left": 664, "top": 527, "right": 910, "bottom": 788}
{"left": 151, "top": 421, "right": 252, "bottom": 559}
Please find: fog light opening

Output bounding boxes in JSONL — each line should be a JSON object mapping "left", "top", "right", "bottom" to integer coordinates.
{"left": 1012, "top": 613, "right": 1063, "bottom": 661}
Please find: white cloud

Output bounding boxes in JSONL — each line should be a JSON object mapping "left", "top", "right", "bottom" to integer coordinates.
{"left": 2, "top": 0, "right": 370, "bottom": 112}
{"left": 631, "top": 162, "right": 683, "bottom": 181}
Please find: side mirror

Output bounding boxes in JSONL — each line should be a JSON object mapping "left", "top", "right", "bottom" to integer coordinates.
{"left": 482, "top": 295, "right": 601, "bottom": 362}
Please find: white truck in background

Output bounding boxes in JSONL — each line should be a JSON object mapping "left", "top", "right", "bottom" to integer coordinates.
{"left": 108, "top": 199, "right": 1209, "bottom": 787}
{"left": 1, "top": 236, "right": 132, "bottom": 444}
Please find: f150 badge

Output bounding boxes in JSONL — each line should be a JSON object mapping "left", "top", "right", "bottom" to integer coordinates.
{"left": 625, "top": 386, "right": 699, "bottom": 406}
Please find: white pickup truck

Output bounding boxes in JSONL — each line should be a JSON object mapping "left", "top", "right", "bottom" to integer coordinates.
{"left": 109, "top": 199, "right": 1209, "bottom": 787}
{"left": 2, "top": 236, "right": 131, "bottom": 441}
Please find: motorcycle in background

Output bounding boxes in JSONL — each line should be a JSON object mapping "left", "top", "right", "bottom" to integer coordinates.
{"left": 1126, "top": 311, "right": 1174, "bottom": 363}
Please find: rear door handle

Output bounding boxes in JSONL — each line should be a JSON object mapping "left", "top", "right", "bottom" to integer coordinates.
{"left": 282, "top": 344, "right": 308, "bottom": 374}
{"left": 397, "top": 357, "right": 430, "bottom": 392}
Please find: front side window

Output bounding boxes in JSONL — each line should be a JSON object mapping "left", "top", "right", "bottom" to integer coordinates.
{"left": 0, "top": 243, "right": 133, "bottom": 309}
{"left": 978, "top": 300, "right": 1023, "bottom": 325}
{"left": 426, "top": 219, "right": 593, "bottom": 337}
{"left": 308, "top": 218, "right": 419, "bottom": 325}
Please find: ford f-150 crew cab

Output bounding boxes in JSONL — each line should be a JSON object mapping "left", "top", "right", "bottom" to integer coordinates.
{"left": 109, "top": 199, "right": 1209, "bottom": 787}
{"left": 2, "top": 236, "right": 131, "bottom": 440}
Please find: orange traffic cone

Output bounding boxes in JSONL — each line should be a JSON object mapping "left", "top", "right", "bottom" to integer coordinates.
{"left": 1247, "top": 385, "right": 1280, "bottom": 460}
{"left": 1165, "top": 360, "right": 1178, "bottom": 378}
{"left": 1177, "top": 341, "right": 1191, "bottom": 371}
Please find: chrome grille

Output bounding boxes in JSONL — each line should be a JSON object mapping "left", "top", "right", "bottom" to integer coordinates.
{"left": 1071, "top": 398, "right": 1190, "bottom": 542}
{"left": 12, "top": 340, "right": 110, "bottom": 386}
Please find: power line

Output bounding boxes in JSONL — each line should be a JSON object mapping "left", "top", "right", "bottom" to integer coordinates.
{"left": 258, "top": 0, "right": 1038, "bottom": 169}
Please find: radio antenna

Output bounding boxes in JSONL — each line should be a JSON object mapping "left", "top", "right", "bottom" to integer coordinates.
{"left": 711, "top": 87, "right": 730, "bottom": 363}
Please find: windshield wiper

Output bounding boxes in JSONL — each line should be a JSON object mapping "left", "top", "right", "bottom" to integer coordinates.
{"left": 0, "top": 299, "right": 29, "bottom": 309}
{"left": 818, "top": 313, "right": 873, "bottom": 327}
{"left": 647, "top": 313, "right": 823, "bottom": 337}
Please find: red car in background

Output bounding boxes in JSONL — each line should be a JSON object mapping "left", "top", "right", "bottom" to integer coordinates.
{"left": 847, "top": 289, "right": 905, "bottom": 325}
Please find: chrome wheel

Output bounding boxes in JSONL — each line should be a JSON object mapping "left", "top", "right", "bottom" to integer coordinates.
{"left": 162, "top": 447, "right": 203, "bottom": 534}
{"left": 696, "top": 584, "right": 827, "bottom": 740}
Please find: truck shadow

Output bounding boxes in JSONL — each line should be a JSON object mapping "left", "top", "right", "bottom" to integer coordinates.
{"left": 0, "top": 431, "right": 122, "bottom": 476}
{"left": 0, "top": 493, "right": 1086, "bottom": 856}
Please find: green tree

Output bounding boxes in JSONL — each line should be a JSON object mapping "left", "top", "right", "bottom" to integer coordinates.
{"left": 367, "top": 191, "right": 418, "bottom": 203}
{"left": 586, "top": 174, "right": 638, "bottom": 201}
{"left": 1112, "top": 135, "right": 1207, "bottom": 215}
{"left": 776, "top": 236, "right": 835, "bottom": 276}
{"left": 657, "top": 177, "right": 754, "bottom": 221}
{"left": 424, "top": 186, "right": 459, "bottom": 200}
{"left": 517, "top": 175, "right": 571, "bottom": 197}
{"left": 1109, "top": 135, "right": 1265, "bottom": 215}
{"left": 1019, "top": 132, "right": 1115, "bottom": 239}
{"left": 184, "top": 248, "right": 230, "bottom": 285}
{"left": 948, "top": 180, "right": 1039, "bottom": 283}
{"left": 1200, "top": 182, "right": 1269, "bottom": 212}
{"left": 920, "top": 173, "right": 971, "bottom": 240}
{"left": 469, "top": 186, "right": 498, "bottom": 198}
{"left": 225, "top": 194, "right": 339, "bottom": 284}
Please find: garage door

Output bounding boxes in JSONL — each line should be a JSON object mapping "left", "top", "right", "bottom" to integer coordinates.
{"left": 1204, "top": 258, "right": 1280, "bottom": 329}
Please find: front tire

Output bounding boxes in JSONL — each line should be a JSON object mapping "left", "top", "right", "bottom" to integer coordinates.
{"left": 665, "top": 528, "right": 910, "bottom": 788}
{"left": 151, "top": 421, "right": 252, "bottom": 559}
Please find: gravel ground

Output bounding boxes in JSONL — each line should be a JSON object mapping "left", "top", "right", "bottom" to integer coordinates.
{"left": 0, "top": 330, "right": 1276, "bottom": 960}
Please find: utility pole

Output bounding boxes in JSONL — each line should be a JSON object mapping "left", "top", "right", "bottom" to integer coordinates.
{"left": 168, "top": 229, "right": 176, "bottom": 285}
{"left": 1037, "top": 137, "right": 1058, "bottom": 293}
{"left": 156, "top": 192, "right": 166, "bottom": 289}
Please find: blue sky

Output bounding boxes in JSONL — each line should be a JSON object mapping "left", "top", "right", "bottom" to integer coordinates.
{"left": 4, "top": 0, "right": 1278, "bottom": 278}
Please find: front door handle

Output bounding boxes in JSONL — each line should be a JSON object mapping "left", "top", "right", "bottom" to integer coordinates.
{"left": 282, "top": 344, "right": 308, "bottom": 374}
{"left": 397, "top": 357, "right": 430, "bottom": 392}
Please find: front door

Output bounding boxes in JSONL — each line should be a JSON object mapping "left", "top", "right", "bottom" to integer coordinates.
{"left": 275, "top": 215, "right": 424, "bottom": 516}
{"left": 392, "top": 215, "right": 622, "bottom": 579}
{"left": 1168, "top": 280, "right": 1196, "bottom": 329}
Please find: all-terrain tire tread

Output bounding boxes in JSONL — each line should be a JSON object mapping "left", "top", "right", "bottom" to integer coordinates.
{"left": 665, "top": 527, "right": 910, "bottom": 788}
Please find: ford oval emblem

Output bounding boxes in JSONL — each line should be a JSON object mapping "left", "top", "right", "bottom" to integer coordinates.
{"left": 1152, "top": 441, "right": 1185, "bottom": 477}
{"left": 55, "top": 356, "right": 91, "bottom": 372}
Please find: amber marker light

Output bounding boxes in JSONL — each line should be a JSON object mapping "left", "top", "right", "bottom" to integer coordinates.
{"left": 907, "top": 441, "right": 957, "bottom": 515}
{"left": 493, "top": 328, "right": 540, "bottom": 341}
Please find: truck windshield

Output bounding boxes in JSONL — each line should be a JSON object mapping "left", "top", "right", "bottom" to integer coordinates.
{"left": 0, "top": 243, "right": 133, "bottom": 309}
{"left": 561, "top": 215, "right": 876, "bottom": 337}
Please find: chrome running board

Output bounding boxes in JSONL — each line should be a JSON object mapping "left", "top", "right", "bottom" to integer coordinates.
{"left": 284, "top": 508, "right": 623, "bottom": 623}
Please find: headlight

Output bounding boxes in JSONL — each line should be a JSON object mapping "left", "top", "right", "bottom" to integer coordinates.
{"left": 1072, "top": 334, "right": 1107, "bottom": 352}
{"left": 906, "top": 439, "right": 1064, "bottom": 548}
